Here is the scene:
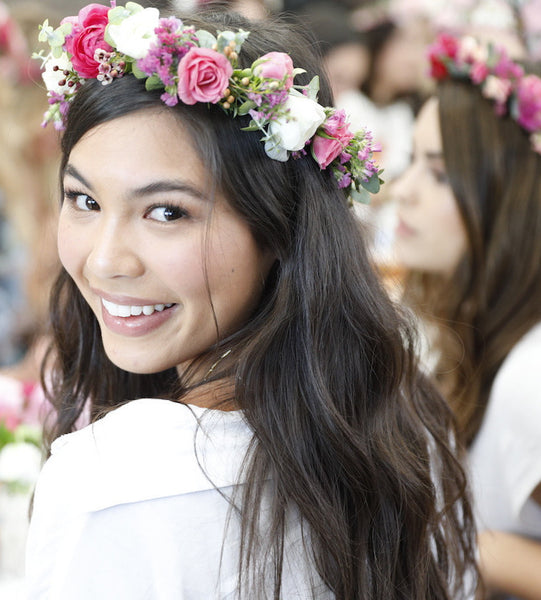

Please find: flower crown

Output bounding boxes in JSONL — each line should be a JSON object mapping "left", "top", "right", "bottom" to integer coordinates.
{"left": 34, "top": 2, "right": 382, "bottom": 204}
{"left": 428, "top": 33, "right": 541, "bottom": 154}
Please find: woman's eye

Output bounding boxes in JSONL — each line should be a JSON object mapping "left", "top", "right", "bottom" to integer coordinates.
{"left": 432, "top": 170, "right": 449, "bottom": 185}
{"left": 146, "top": 205, "right": 188, "bottom": 222}
{"left": 65, "top": 191, "right": 99, "bottom": 211}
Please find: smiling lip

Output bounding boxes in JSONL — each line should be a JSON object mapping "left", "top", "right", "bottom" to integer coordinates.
{"left": 395, "top": 217, "right": 417, "bottom": 237}
{"left": 92, "top": 289, "right": 179, "bottom": 337}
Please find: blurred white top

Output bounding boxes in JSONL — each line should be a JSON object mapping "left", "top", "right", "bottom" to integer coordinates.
{"left": 468, "top": 321, "right": 541, "bottom": 538}
{"left": 26, "top": 398, "right": 331, "bottom": 599}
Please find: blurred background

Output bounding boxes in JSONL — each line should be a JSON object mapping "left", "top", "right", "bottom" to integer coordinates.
{"left": 0, "top": 0, "right": 540, "bottom": 596}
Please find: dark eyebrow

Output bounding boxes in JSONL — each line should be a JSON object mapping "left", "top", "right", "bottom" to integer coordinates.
{"left": 63, "top": 163, "right": 207, "bottom": 201}
{"left": 130, "top": 180, "right": 207, "bottom": 202}
{"left": 63, "top": 164, "right": 94, "bottom": 191}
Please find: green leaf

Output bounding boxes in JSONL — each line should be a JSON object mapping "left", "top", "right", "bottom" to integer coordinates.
{"left": 216, "top": 30, "right": 236, "bottom": 52}
{"left": 350, "top": 188, "right": 371, "bottom": 204}
{"left": 237, "top": 99, "right": 257, "bottom": 115}
{"left": 131, "top": 61, "right": 148, "bottom": 79}
{"left": 241, "top": 120, "right": 261, "bottom": 132}
{"left": 360, "top": 172, "right": 381, "bottom": 194}
{"left": 196, "top": 29, "right": 217, "bottom": 49}
{"left": 145, "top": 74, "right": 164, "bottom": 91}
{"left": 307, "top": 75, "right": 320, "bottom": 101}
{"left": 0, "top": 422, "right": 15, "bottom": 451}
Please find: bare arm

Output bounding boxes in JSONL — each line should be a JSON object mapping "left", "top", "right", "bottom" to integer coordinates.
{"left": 479, "top": 525, "right": 541, "bottom": 600}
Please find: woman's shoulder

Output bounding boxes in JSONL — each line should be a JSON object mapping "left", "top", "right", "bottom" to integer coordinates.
{"left": 43, "top": 399, "right": 253, "bottom": 513}
{"left": 488, "top": 321, "right": 541, "bottom": 422}
{"left": 493, "top": 322, "right": 541, "bottom": 390}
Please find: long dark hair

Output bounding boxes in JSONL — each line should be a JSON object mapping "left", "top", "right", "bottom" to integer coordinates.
{"left": 42, "top": 11, "right": 478, "bottom": 599}
{"left": 404, "top": 78, "right": 541, "bottom": 447}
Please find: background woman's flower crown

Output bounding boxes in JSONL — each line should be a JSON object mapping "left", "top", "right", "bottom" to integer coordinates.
{"left": 34, "top": 1, "right": 383, "bottom": 204}
{"left": 428, "top": 32, "right": 541, "bottom": 154}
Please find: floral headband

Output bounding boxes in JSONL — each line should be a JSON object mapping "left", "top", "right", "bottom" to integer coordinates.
{"left": 428, "top": 33, "right": 541, "bottom": 154}
{"left": 34, "top": 2, "right": 382, "bottom": 204}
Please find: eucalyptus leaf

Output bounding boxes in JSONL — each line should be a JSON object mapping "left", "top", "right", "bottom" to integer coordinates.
{"left": 196, "top": 29, "right": 217, "bottom": 49}
{"left": 361, "top": 172, "right": 381, "bottom": 194}
{"left": 307, "top": 76, "right": 320, "bottom": 101}
{"left": 350, "top": 188, "right": 371, "bottom": 204}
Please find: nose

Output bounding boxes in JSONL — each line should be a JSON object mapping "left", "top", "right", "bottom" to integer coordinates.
{"left": 85, "top": 217, "right": 144, "bottom": 280}
{"left": 392, "top": 162, "right": 418, "bottom": 207}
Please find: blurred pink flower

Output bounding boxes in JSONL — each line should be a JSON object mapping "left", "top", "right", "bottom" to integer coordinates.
{"left": 516, "top": 75, "right": 541, "bottom": 132}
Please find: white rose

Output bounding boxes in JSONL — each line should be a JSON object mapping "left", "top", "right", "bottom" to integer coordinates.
{"left": 268, "top": 93, "right": 326, "bottom": 153}
{"left": 42, "top": 52, "right": 73, "bottom": 93}
{"left": 107, "top": 7, "right": 160, "bottom": 59}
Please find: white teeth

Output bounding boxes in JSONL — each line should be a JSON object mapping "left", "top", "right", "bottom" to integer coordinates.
{"left": 102, "top": 298, "right": 174, "bottom": 318}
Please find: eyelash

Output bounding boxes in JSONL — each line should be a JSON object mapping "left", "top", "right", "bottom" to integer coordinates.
{"left": 64, "top": 189, "right": 99, "bottom": 211}
{"left": 431, "top": 169, "right": 449, "bottom": 184}
{"left": 145, "top": 204, "right": 189, "bottom": 222}
{"left": 64, "top": 189, "right": 190, "bottom": 222}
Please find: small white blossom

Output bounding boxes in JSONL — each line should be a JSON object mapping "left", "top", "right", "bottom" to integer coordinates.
{"left": 41, "top": 52, "right": 73, "bottom": 94}
{"left": 107, "top": 7, "right": 160, "bottom": 60}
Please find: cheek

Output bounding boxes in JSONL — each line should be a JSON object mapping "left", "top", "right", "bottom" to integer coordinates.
{"left": 57, "top": 213, "right": 82, "bottom": 276}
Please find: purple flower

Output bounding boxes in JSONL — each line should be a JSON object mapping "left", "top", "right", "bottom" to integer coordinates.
{"left": 337, "top": 171, "right": 352, "bottom": 189}
{"left": 161, "top": 91, "right": 178, "bottom": 106}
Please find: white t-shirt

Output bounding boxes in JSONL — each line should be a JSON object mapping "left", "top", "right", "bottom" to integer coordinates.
{"left": 468, "top": 321, "right": 541, "bottom": 538}
{"left": 26, "top": 398, "right": 331, "bottom": 599}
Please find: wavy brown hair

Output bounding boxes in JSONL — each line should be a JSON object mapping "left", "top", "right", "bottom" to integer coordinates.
{"left": 42, "top": 11, "right": 478, "bottom": 599}
{"left": 403, "top": 77, "right": 541, "bottom": 447}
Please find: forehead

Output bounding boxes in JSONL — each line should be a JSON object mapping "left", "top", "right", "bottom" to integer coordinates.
{"left": 67, "top": 109, "right": 204, "bottom": 181}
{"left": 414, "top": 97, "right": 443, "bottom": 153}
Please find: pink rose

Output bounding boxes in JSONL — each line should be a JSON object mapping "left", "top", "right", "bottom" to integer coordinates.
{"left": 470, "top": 61, "right": 489, "bottom": 84}
{"left": 62, "top": 3, "right": 111, "bottom": 79}
{"left": 321, "top": 109, "right": 354, "bottom": 143}
{"left": 177, "top": 47, "right": 233, "bottom": 105}
{"left": 254, "top": 52, "right": 294, "bottom": 89}
{"left": 312, "top": 110, "right": 354, "bottom": 169}
{"left": 312, "top": 136, "right": 344, "bottom": 169}
{"left": 516, "top": 74, "right": 541, "bottom": 132}
{"left": 494, "top": 51, "right": 524, "bottom": 80}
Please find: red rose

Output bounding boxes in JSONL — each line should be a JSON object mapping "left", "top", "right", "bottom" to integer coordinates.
{"left": 177, "top": 47, "right": 233, "bottom": 105}
{"left": 63, "top": 3, "right": 112, "bottom": 79}
{"left": 429, "top": 56, "right": 448, "bottom": 80}
{"left": 427, "top": 33, "right": 460, "bottom": 80}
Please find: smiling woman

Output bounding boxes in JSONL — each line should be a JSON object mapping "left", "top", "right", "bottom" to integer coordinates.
{"left": 58, "top": 109, "right": 273, "bottom": 376}
{"left": 26, "top": 5, "right": 479, "bottom": 600}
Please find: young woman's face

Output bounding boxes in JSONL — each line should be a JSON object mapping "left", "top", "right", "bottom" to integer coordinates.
{"left": 393, "top": 97, "right": 467, "bottom": 276}
{"left": 58, "top": 109, "right": 274, "bottom": 375}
